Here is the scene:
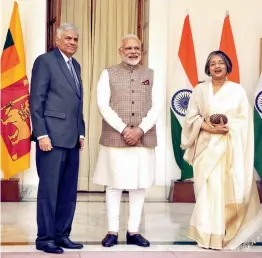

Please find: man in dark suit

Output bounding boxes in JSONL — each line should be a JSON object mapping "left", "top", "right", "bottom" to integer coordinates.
{"left": 29, "top": 23, "right": 85, "bottom": 254}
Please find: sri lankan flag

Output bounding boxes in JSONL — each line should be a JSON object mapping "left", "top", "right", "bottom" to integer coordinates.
{"left": 1, "top": 2, "right": 31, "bottom": 179}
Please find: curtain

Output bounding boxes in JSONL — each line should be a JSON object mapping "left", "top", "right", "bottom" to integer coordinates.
{"left": 61, "top": 0, "right": 92, "bottom": 190}
{"left": 88, "top": 0, "right": 138, "bottom": 190}
{"left": 61, "top": 0, "right": 138, "bottom": 191}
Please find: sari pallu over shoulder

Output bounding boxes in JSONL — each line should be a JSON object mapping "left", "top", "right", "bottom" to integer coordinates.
{"left": 181, "top": 82, "right": 211, "bottom": 165}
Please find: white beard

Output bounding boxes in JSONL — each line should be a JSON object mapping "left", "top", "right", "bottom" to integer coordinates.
{"left": 122, "top": 56, "right": 141, "bottom": 66}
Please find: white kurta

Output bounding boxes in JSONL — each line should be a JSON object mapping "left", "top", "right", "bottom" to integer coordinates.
{"left": 93, "top": 69, "right": 162, "bottom": 189}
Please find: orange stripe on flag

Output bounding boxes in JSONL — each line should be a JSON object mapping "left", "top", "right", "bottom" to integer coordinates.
{"left": 1, "top": 45, "right": 20, "bottom": 73}
{"left": 178, "top": 15, "right": 198, "bottom": 87}
{"left": 219, "top": 13, "right": 240, "bottom": 83}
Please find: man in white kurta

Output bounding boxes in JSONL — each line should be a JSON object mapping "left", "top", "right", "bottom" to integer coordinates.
{"left": 93, "top": 35, "right": 162, "bottom": 247}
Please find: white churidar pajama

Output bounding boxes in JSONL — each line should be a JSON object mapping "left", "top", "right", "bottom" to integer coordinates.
{"left": 106, "top": 187, "right": 146, "bottom": 232}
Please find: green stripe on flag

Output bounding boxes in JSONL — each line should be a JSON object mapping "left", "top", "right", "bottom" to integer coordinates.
{"left": 3, "top": 30, "right": 14, "bottom": 50}
{"left": 254, "top": 108, "right": 262, "bottom": 177}
{"left": 170, "top": 109, "right": 193, "bottom": 180}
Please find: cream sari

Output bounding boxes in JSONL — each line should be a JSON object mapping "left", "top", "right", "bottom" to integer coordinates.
{"left": 181, "top": 81, "right": 262, "bottom": 250}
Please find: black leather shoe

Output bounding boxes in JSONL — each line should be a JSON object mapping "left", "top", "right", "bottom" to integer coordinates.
{"left": 126, "top": 231, "right": 150, "bottom": 247}
{"left": 102, "top": 234, "right": 118, "bottom": 247}
{"left": 36, "top": 242, "right": 64, "bottom": 254}
{"left": 56, "top": 237, "right": 83, "bottom": 249}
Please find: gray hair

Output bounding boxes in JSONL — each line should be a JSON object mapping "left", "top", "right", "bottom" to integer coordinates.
{"left": 56, "top": 23, "right": 79, "bottom": 39}
{"left": 119, "top": 34, "right": 140, "bottom": 48}
{"left": 204, "top": 50, "right": 232, "bottom": 76}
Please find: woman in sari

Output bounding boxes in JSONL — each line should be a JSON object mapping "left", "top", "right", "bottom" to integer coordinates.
{"left": 181, "top": 50, "right": 262, "bottom": 250}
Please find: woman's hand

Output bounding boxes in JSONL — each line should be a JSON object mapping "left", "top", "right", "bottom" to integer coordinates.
{"left": 211, "top": 117, "right": 229, "bottom": 135}
{"left": 201, "top": 117, "right": 229, "bottom": 135}
{"left": 211, "top": 124, "right": 229, "bottom": 135}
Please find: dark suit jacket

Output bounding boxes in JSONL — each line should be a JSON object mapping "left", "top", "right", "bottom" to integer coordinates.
{"left": 29, "top": 48, "right": 85, "bottom": 148}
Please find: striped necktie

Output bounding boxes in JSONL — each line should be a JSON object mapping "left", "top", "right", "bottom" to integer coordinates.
{"left": 68, "top": 59, "right": 80, "bottom": 95}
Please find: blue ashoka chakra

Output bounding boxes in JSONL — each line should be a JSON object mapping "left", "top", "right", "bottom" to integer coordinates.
{"left": 255, "top": 91, "right": 262, "bottom": 114}
{"left": 171, "top": 89, "right": 192, "bottom": 117}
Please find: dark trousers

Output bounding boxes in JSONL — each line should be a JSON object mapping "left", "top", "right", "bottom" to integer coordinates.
{"left": 35, "top": 143, "right": 79, "bottom": 246}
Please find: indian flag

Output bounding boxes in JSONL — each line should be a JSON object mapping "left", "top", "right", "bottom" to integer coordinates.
{"left": 170, "top": 14, "right": 198, "bottom": 180}
{"left": 254, "top": 74, "right": 262, "bottom": 178}
{"left": 219, "top": 12, "right": 240, "bottom": 83}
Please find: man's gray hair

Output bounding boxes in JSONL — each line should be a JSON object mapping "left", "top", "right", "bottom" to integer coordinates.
{"left": 56, "top": 23, "right": 79, "bottom": 39}
{"left": 119, "top": 34, "right": 140, "bottom": 48}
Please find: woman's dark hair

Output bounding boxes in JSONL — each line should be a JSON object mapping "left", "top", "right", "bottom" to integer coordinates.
{"left": 204, "top": 50, "right": 232, "bottom": 76}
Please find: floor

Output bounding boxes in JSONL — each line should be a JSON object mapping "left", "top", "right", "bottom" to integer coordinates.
{"left": 2, "top": 245, "right": 262, "bottom": 258}
{"left": 1, "top": 194, "right": 193, "bottom": 245}
{"left": 1, "top": 194, "right": 262, "bottom": 257}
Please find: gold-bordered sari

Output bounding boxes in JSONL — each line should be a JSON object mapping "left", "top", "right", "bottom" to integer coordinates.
{"left": 181, "top": 81, "right": 262, "bottom": 250}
